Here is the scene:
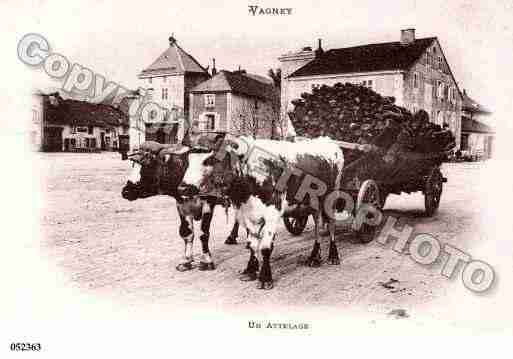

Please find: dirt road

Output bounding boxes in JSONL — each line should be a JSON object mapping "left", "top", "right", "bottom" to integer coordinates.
{"left": 39, "top": 152, "right": 488, "bottom": 314}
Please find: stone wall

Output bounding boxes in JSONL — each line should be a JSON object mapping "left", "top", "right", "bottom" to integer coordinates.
{"left": 402, "top": 39, "right": 462, "bottom": 148}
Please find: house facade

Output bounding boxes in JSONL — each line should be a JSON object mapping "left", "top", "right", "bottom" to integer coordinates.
{"left": 138, "top": 36, "right": 210, "bottom": 144}
{"left": 33, "top": 92, "right": 129, "bottom": 152}
{"left": 31, "top": 92, "right": 44, "bottom": 151}
{"left": 189, "top": 70, "right": 276, "bottom": 138}
{"left": 280, "top": 29, "right": 463, "bottom": 148}
{"left": 460, "top": 90, "right": 494, "bottom": 159}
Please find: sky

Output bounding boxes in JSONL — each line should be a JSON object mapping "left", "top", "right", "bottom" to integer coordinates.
{"left": 2, "top": 0, "right": 513, "bottom": 132}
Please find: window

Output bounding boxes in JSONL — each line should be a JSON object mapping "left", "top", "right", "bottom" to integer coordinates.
{"left": 413, "top": 72, "right": 419, "bottom": 89}
{"left": 162, "top": 88, "right": 168, "bottom": 100}
{"left": 205, "top": 114, "right": 216, "bottom": 130}
{"left": 163, "top": 76, "right": 167, "bottom": 83}
{"left": 361, "top": 80, "right": 373, "bottom": 89}
{"left": 450, "top": 86, "right": 457, "bottom": 104}
{"left": 205, "top": 94, "right": 215, "bottom": 108}
{"left": 437, "top": 81, "right": 444, "bottom": 99}
{"left": 437, "top": 111, "right": 443, "bottom": 125}
{"left": 412, "top": 104, "right": 418, "bottom": 114}
{"left": 88, "top": 126, "right": 93, "bottom": 135}
{"left": 77, "top": 126, "right": 88, "bottom": 133}
{"left": 437, "top": 56, "right": 443, "bottom": 71}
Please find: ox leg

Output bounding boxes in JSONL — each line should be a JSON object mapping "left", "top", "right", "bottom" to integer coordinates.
{"left": 327, "top": 220, "right": 340, "bottom": 265}
{"left": 306, "top": 214, "right": 322, "bottom": 267}
{"left": 198, "top": 203, "right": 215, "bottom": 271}
{"left": 176, "top": 214, "right": 195, "bottom": 272}
{"left": 257, "top": 215, "right": 280, "bottom": 289}
{"left": 240, "top": 243, "right": 259, "bottom": 282}
{"left": 258, "top": 241, "right": 274, "bottom": 290}
{"left": 225, "top": 219, "right": 239, "bottom": 245}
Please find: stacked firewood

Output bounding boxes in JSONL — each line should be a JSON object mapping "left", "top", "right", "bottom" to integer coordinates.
{"left": 288, "top": 82, "right": 455, "bottom": 154}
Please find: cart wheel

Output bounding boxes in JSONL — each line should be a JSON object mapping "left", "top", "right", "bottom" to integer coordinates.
{"left": 424, "top": 167, "right": 443, "bottom": 216}
{"left": 354, "top": 179, "right": 381, "bottom": 243}
{"left": 283, "top": 215, "right": 309, "bottom": 236}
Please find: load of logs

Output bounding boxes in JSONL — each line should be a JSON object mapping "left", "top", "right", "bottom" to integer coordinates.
{"left": 288, "top": 82, "right": 455, "bottom": 157}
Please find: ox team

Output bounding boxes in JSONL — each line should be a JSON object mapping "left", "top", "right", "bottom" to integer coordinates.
{"left": 121, "top": 135, "right": 345, "bottom": 290}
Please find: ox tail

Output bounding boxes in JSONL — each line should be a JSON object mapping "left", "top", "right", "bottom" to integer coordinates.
{"left": 334, "top": 148, "right": 344, "bottom": 191}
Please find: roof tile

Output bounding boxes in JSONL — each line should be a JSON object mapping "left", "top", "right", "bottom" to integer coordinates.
{"left": 191, "top": 70, "right": 275, "bottom": 100}
{"left": 289, "top": 37, "right": 436, "bottom": 78}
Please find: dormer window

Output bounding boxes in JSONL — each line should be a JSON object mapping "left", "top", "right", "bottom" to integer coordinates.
{"left": 205, "top": 94, "right": 215, "bottom": 108}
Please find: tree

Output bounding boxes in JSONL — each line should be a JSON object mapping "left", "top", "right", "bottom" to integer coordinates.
{"left": 268, "top": 68, "right": 281, "bottom": 89}
{"left": 267, "top": 68, "right": 283, "bottom": 139}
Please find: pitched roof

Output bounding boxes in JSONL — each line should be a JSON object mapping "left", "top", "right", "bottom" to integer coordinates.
{"left": 190, "top": 70, "right": 275, "bottom": 100}
{"left": 43, "top": 94, "right": 128, "bottom": 127}
{"left": 461, "top": 117, "right": 494, "bottom": 134}
{"left": 462, "top": 92, "right": 491, "bottom": 114}
{"left": 138, "top": 38, "right": 208, "bottom": 78}
{"left": 289, "top": 37, "right": 437, "bottom": 78}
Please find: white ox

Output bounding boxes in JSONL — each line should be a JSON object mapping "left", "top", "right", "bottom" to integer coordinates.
{"left": 179, "top": 136, "right": 344, "bottom": 289}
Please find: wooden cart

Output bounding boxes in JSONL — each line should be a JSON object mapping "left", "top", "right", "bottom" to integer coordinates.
{"left": 283, "top": 140, "right": 448, "bottom": 242}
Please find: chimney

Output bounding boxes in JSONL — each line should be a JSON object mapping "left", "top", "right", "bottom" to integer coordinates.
{"left": 400, "top": 28, "right": 415, "bottom": 45}
{"left": 169, "top": 34, "right": 176, "bottom": 46}
{"left": 315, "top": 38, "right": 324, "bottom": 57}
{"left": 211, "top": 58, "right": 217, "bottom": 76}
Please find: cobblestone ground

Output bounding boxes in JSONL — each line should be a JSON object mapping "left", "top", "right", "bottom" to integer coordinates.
{"left": 38, "top": 152, "right": 491, "bottom": 315}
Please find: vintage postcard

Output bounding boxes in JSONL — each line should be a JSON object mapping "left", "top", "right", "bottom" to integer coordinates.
{"left": 1, "top": 0, "right": 513, "bottom": 357}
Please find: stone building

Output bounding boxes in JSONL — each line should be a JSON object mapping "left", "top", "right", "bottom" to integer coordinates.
{"left": 189, "top": 69, "right": 277, "bottom": 138}
{"left": 31, "top": 92, "right": 44, "bottom": 151}
{"left": 138, "top": 36, "right": 210, "bottom": 144}
{"left": 460, "top": 90, "right": 494, "bottom": 159}
{"left": 280, "top": 29, "right": 463, "bottom": 148}
{"left": 33, "top": 92, "right": 128, "bottom": 152}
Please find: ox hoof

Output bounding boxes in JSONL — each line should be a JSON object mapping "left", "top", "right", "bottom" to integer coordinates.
{"left": 176, "top": 262, "right": 194, "bottom": 272}
{"left": 239, "top": 272, "right": 257, "bottom": 282}
{"left": 327, "top": 257, "right": 340, "bottom": 265}
{"left": 224, "top": 236, "right": 238, "bottom": 245}
{"left": 306, "top": 257, "right": 322, "bottom": 267}
{"left": 198, "top": 262, "right": 216, "bottom": 271}
{"left": 257, "top": 281, "right": 274, "bottom": 290}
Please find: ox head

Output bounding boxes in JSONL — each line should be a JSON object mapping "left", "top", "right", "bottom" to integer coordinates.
{"left": 121, "top": 141, "right": 190, "bottom": 201}
{"left": 178, "top": 136, "right": 249, "bottom": 199}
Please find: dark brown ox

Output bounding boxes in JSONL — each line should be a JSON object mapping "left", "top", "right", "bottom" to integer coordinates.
{"left": 121, "top": 140, "right": 240, "bottom": 271}
{"left": 179, "top": 136, "right": 345, "bottom": 289}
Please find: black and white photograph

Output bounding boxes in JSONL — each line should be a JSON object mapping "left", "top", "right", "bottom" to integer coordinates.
{"left": 1, "top": 0, "right": 513, "bottom": 357}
